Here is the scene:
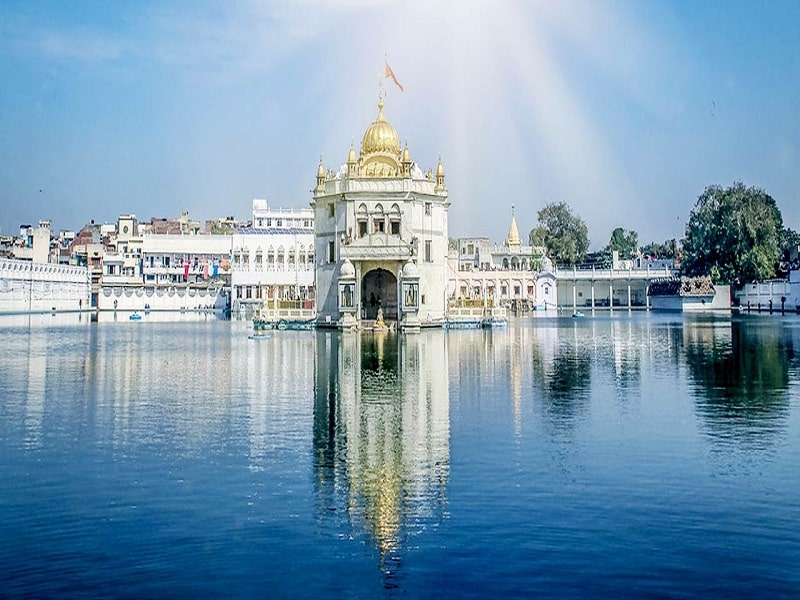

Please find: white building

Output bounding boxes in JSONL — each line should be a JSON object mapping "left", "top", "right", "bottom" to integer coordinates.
{"left": 447, "top": 214, "right": 557, "bottom": 311}
{"left": 99, "top": 214, "right": 232, "bottom": 312}
{"left": 13, "top": 221, "right": 52, "bottom": 264}
{"left": 230, "top": 200, "right": 315, "bottom": 315}
{"left": 735, "top": 269, "right": 800, "bottom": 314}
{"left": 0, "top": 219, "right": 91, "bottom": 314}
{"left": 312, "top": 92, "right": 449, "bottom": 330}
{"left": 0, "top": 258, "right": 90, "bottom": 314}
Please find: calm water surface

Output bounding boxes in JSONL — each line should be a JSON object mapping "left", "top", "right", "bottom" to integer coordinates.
{"left": 1, "top": 312, "right": 799, "bottom": 598}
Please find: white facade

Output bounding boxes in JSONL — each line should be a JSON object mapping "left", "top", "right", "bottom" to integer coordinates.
{"left": 139, "top": 234, "right": 232, "bottom": 286}
{"left": 735, "top": 270, "right": 800, "bottom": 313}
{"left": 230, "top": 199, "right": 315, "bottom": 313}
{"left": 0, "top": 258, "right": 90, "bottom": 314}
{"left": 313, "top": 94, "right": 449, "bottom": 329}
{"left": 650, "top": 285, "right": 731, "bottom": 313}
{"left": 447, "top": 215, "right": 555, "bottom": 310}
{"left": 99, "top": 219, "right": 233, "bottom": 311}
{"left": 13, "top": 221, "right": 52, "bottom": 264}
{"left": 251, "top": 199, "right": 313, "bottom": 230}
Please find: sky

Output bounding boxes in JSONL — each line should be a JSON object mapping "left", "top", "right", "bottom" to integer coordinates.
{"left": 1, "top": 0, "right": 798, "bottom": 250}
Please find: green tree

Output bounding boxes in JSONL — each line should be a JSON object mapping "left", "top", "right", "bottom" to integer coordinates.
{"left": 641, "top": 238, "right": 677, "bottom": 260}
{"left": 529, "top": 201, "right": 589, "bottom": 267}
{"left": 779, "top": 227, "right": 800, "bottom": 261}
{"left": 605, "top": 227, "right": 639, "bottom": 259}
{"left": 682, "top": 182, "right": 783, "bottom": 285}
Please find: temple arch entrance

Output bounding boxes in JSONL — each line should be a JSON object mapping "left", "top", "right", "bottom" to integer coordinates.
{"left": 361, "top": 268, "right": 398, "bottom": 321}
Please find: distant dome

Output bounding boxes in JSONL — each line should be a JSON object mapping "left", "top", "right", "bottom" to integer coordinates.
{"left": 340, "top": 259, "right": 355, "bottom": 278}
{"left": 402, "top": 260, "right": 419, "bottom": 278}
{"left": 361, "top": 99, "right": 400, "bottom": 157}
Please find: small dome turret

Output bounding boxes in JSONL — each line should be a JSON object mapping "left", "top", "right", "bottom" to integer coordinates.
{"left": 315, "top": 157, "right": 326, "bottom": 193}
{"left": 340, "top": 259, "right": 355, "bottom": 279}
{"left": 435, "top": 155, "right": 446, "bottom": 191}
{"left": 402, "top": 259, "right": 419, "bottom": 278}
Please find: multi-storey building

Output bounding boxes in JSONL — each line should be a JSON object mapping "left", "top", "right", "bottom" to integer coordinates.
{"left": 230, "top": 200, "right": 315, "bottom": 316}
{"left": 448, "top": 214, "right": 557, "bottom": 311}
{"left": 99, "top": 212, "right": 231, "bottom": 312}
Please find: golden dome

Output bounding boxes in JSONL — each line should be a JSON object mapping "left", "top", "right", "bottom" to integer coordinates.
{"left": 348, "top": 143, "right": 356, "bottom": 163}
{"left": 317, "top": 158, "right": 325, "bottom": 177}
{"left": 436, "top": 156, "right": 444, "bottom": 177}
{"left": 361, "top": 99, "right": 400, "bottom": 157}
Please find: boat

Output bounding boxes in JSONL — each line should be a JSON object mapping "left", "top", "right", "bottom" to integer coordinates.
{"left": 445, "top": 318, "right": 482, "bottom": 329}
{"left": 248, "top": 332, "right": 272, "bottom": 340}
{"left": 572, "top": 311, "right": 585, "bottom": 318}
{"left": 129, "top": 312, "right": 142, "bottom": 321}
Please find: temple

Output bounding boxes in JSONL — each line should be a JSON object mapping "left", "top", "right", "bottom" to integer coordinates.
{"left": 312, "top": 91, "right": 449, "bottom": 331}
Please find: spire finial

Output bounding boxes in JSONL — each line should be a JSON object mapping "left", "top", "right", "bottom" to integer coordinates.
{"left": 376, "top": 69, "right": 385, "bottom": 112}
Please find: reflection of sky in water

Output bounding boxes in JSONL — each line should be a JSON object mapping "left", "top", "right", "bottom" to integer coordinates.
{"left": 1, "top": 314, "right": 799, "bottom": 597}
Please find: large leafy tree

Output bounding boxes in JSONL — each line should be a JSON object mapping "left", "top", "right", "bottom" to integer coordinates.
{"left": 529, "top": 201, "right": 589, "bottom": 267}
{"left": 682, "top": 182, "right": 783, "bottom": 285}
{"left": 605, "top": 227, "right": 639, "bottom": 259}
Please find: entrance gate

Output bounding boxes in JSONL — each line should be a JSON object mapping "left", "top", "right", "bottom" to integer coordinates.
{"left": 361, "top": 268, "right": 398, "bottom": 321}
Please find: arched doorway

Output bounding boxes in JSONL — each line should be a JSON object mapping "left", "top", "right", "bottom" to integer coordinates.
{"left": 361, "top": 268, "right": 398, "bottom": 321}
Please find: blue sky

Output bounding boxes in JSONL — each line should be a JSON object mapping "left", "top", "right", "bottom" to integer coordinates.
{"left": 1, "top": 0, "right": 798, "bottom": 249}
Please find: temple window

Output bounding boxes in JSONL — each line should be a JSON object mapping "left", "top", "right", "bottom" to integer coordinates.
{"left": 424, "top": 240, "right": 432, "bottom": 262}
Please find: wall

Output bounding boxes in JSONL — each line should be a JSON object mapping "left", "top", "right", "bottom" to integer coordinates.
{"left": 0, "top": 258, "right": 90, "bottom": 314}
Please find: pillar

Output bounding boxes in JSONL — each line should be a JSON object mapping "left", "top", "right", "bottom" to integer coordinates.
{"left": 573, "top": 281, "right": 577, "bottom": 311}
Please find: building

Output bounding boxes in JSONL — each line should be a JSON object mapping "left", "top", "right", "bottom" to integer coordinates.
{"left": 230, "top": 199, "right": 315, "bottom": 317}
{"left": 312, "top": 92, "right": 449, "bottom": 330}
{"left": 447, "top": 214, "right": 556, "bottom": 312}
{"left": 98, "top": 213, "right": 231, "bottom": 312}
{"left": 0, "top": 220, "right": 90, "bottom": 314}
{"left": 735, "top": 269, "right": 800, "bottom": 314}
{"left": 649, "top": 276, "right": 731, "bottom": 313}
{"left": 553, "top": 255, "right": 678, "bottom": 311}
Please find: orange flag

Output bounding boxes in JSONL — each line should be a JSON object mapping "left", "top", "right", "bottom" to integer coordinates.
{"left": 385, "top": 60, "right": 404, "bottom": 92}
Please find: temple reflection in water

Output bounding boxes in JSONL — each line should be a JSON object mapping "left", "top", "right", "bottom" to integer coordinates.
{"left": 313, "top": 329, "right": 450, "bottom": 568}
